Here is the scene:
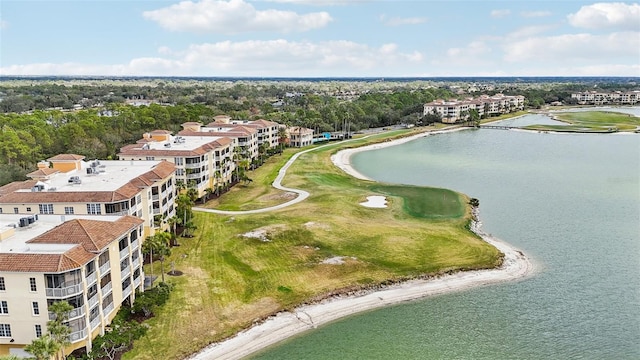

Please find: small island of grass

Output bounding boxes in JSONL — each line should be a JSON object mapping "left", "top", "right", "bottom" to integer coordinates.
{"left": 523, "top": 110, "right": 640, "bottom": 133}
{"left": 126, "top": 129, "right": 505, "bottom": 360}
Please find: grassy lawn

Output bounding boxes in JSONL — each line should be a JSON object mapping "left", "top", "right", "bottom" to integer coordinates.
{"left": 523, "top": 111, "right": 639, "bottom": 132}
{"left": 125, "top": 128, "right": 502, "bottom": 360}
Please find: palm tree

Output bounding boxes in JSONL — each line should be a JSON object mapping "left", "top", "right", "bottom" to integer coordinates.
{"left": 277, "top": 126, "right": 288, "bottom": 153}
{"left": 143, "top": 232, "right": 172, "bottom": 283}
{"left": 24, "top": 335, "right": 59, "bottom": 360}
{"left": 47, "top": 301, "right": 73, "bottom": 360}
{"left": 469, "top": 108, "right": 480, "bottom": 127}
{"left": 203, "top": 187, "right": 214, "bottom": 204}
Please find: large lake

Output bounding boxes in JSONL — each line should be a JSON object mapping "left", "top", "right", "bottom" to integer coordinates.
{"left": 253, "top": 110, "right": 640, "bottom": 359}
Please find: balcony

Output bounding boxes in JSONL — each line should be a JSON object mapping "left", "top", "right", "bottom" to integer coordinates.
{"left": 153, "top": 208, "right": 161, "bottom": 215}
{"left": 90, "top": 316, "right": 101, "bottom": 330}
{"left": 119, "top": 247, "right": 129, "bottom": 260}
{"left": 49, "top": 305, "right": 85, "bottom": 321}
{"left": 133, "top": 276, "right": 142, "bottom": 288}
{"left": 45, "top": 283, "right": 83, "bottom": 298}
{"left": 101, "top": 282, "right": 112, "bottom": 296}
{"left": 86, "top": 271, "right": 97, "bottom": 285}
{"left": 99, "top": 262, "right": 110, "bottom": 276}
{"left": 132, "top": 257, "right": 140, "bottom": 269}
{"left": 123, "top": 285, "right": 133, "bottom": 298}
{"left": 121, "top": 266, "right": 131, "bottom": 278}
{"left": 131, "top": 239, "right": 139, "bottom": 251}
{"left": 152, "top": 194, "right": 160, "bottom": 201}
{"left": 186, "top": 172, "right": 201, "bottom": 180}
{"left": 103, "top": 302, "right": 115, "bottom": 316}
{"left": 185, "top": 162, "right": 201, "bottom": 169}
{"left": 88, "top": 293, "right": 98, "bottom": 308}
{"left": 68, "top": 329, "right": 88, "bottom": 343}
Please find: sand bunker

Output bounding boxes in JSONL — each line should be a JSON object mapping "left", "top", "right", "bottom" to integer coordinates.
{"left": 360, "top": 196, "right": 387, "bottom": 208}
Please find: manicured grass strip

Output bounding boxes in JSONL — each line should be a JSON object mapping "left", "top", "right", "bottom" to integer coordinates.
{"left": 369, "top": 184, "right": 466, "bottom": 218}
{"left": 524, "top": 110, "right": 639, "bottom": 132}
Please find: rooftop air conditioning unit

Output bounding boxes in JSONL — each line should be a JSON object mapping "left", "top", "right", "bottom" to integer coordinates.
{"left": 87, "top": 167, "right": 94, "bottom": 174}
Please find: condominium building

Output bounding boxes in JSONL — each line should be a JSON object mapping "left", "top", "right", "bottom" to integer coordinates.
{"left": 179, "top": 119, "right": 260, "bottom": 163}
{"left": 424, "top": 94, "right": 525, "bottom": 123}
{"left": 287, "top": 127, "right": 314, "bottom": 147}
{"left": 0, "top": 155, "right": 176, "bottom": 236}
{"left": 0, "top": 214, "right": 144, "bottom": 357}
{"left": 570, "top": 91, "right": 639, "bottom": 105}
{"left": 118, "top": 131, "right": 235, "bottom": 198}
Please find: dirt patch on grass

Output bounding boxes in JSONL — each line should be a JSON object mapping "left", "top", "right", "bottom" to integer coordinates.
{"left": 240, "top": 224, "right": 288, "bottom": 242}
{"left": 264, "top": 191, "right": 297, "bottom": 201}
{"left": 303, "top": 221, "right": 331, "bottom": 230}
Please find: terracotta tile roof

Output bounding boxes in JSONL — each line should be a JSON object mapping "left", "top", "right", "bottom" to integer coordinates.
{"left": 251, "top": 119, "right": 278, "bottom": 127}
{"left": 0, "top": 180, "right": 38, "bottom": 196}
{"left": 48, "top": 154, "right": 85, "bottom": 161}
{"left": 150, "top": 129, "right": 172, "bottom": 134}
{"left": 0, "top": 216, "right": 143, "bottom": 272}
{"left": 27, "top": 168, "right": 60, "bottom": 178}
{"left": 182, "top": 122, "right": 202, "bottom": 126}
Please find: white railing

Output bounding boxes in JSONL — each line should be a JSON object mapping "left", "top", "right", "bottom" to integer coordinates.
{"left": 68, "top": 329, "right": 87, "bottom": 343}
{"left": 153, "top": 208, "right": 161, "bottom": 215}
{"left": 119, "top": 247, "right": 129, "bottom": 260}
{"left": 90, "top": 316, "right": 101, "bottom": 330}
{"left": 185, "top": 162, "right": 201, "bottom": 169}
{"left": 45, "top": 283, "right": 82, "bottom": 298}
{"left": 121, "top": 266, "right": 131, "bottom": 278}
{"left": 132, "top": 257, "right": 140, "bottom": 269}
{"left": 122, "top": 285, "right": 132, "bottom": 298}
{"left": 48, "top": 306, "right": 85, "bottom": 321}
{"left": 131, "top": 239, "right": 139, "bottom": 251}
{"left": 86, "top": 271, "right": 97, "bottom": 285}
{"left": 152, "top": 194, "right": 160, "bottom": 201}
{"left": 133, "top": 276, "right": 141, "bottom": 288}
{"left": 88, "top": 293, "right": 98, "bottom": 308}
{"left": 103, "top": 302, "right": 114, "bottom": 316}
{"left": 99, "top": 262, "right": 110, "bottom": 275}
{"left": 101, "top": 282, "right": 112, "bottom": 295}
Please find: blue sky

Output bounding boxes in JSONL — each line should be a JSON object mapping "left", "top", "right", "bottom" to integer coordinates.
{"left": 1, "top": 0, "right": 638, "bottom": 77}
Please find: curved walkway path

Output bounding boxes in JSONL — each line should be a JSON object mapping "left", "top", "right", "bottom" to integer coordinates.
{"left": 192, "top": 138, "right": 361, "bottom": 215}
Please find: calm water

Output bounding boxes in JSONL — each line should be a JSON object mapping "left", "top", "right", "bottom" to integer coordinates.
{"left": 253, "top": 113, "right": 640, "bottom": 359}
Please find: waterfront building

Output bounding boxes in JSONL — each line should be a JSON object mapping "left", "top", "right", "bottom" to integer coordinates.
{"left": 118, "top": 130, "right": 236, "bottom": 198}
{"left": 0, "top": 155, "right": 176, "bottom": 237}
{"left": 570, "top": 91, "right": 639, "bottom": 105}
{"left": 0, "top": 214, "right": 144, "bottom": 357}
{"left": 287, "top": 127, "right": 314, "bottom": 147}
{"left": 423, "top": 94, "right": 525, "bottom": 123}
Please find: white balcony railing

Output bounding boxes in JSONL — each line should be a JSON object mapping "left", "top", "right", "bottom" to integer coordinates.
{"left": 68, "top": 329, "right": 88, "bottom": 343}
{"left": 101, "top": 282, "right": 112, "bottom": 296}
{"left": 185, "top": 162, "right": 201, "bottom": 169}
{"left": 121, "top": 266, "right": 131, "bottom": 278}
{"left": 86, "top": 271, "right": 97, "bottom": 285}
{"left": 88, "top": 293, "right": 98, "bottom": 308}
{"left": 99, "top": 262, "right": 110, "bottom": 276}
{"left": 122, "top": 285, "right": 132, "bottom": 298}
{"left": 152, "top": 194, "right": 160, "bottom": 201}
{"left": 133, "top": 276, "right": 141, "bottom": 288}
{"left": 103, "top": 302, "right": 115, "bottom": 316}
{"left": 153, "top": 208, "right": 161, "bottom": 215}
{"left": 45, "top": 283, "right": 83, "bottom": 298}
{"left": 48, "top": 305, "right": 85, "bottom": 321}
{"left": 131, "top": 239, "right": 139, "bottom": 251}
{"left": 90, "top": 316, "right": 101, "bottom": 330}
{"left": 132, "top": 257, "right": 140, "bottom": 269}
{"left": 119, "top": 247, "right": 129, "bottom": 260}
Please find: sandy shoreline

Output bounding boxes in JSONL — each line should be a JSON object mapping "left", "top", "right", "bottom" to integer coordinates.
{"left": 188, "top": 127, "right": 534, "bottom": 360}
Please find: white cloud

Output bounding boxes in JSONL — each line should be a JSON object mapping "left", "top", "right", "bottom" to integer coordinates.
{"left": 446, "top": 41, "right": 490, "bottom": 58}
{"left": 0, "top": 40, "right": 424, "bottom": 77}
{"left": 490, "top": 9, "right": 511, "bottom": 18}
{"left": 507, "top": 25, "right": 555, "bottom": 39}
{"left": 264, "top": 0, "right": 352, "bottom": 4}
{"left": 380, "top": 14, "right": 427, "bottom": 26}
{"left": 143, "top": 0, "right": 332, "bottom": 34}
{"left": 503, "top": 31, "right": 640, "bottom": 63}
{"left": 520, "top": 11, "right": 551, "bottom": 18}
{"left": 568, "top": 2, "right": 640, "bottom": 30}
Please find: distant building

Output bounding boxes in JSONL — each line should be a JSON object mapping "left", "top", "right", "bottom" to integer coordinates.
{"left": 570, "top": 91, "right": 639, "bottom": 105}
{"left": 0, "top": 155, "right": 175, "bottom": 236}
{"left": 0, "top": 214, "right": 144, "bottom": 357}
{"left": 287, "top": 127, "right": 314, "bottom": 147}
{"left": 423, "top": 94, "right": 525, "bottom": 123}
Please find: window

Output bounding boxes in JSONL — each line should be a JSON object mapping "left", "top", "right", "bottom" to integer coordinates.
{"left": 0, "top": 277, "right": 4, "bottom": 291}
{"left": 32, "top": 302, "right": 39, "bottom": 315}
{"left": 0, "top": 324, "right": 11, "bottom": 337}
{"left": 146, "top": 156, "right": 155, "bottom": 161}
{"left": 87, "top": 203, "right": 101, "bottom": 215}
{"left": 29, "top": 277, "right": 37, "bottom": 292}
{"left": 174, "top": 157, "right": 184, "bottom": 166}
{"left": 13, "top": 207, "right": 18, "bottom": 214}
{"left": 35, "top": 324, "right": 42, "bottom": 338}
{"left": 0, "top": 301, "right": 7, "bottom": 314}
{"left": 0, "top": 208, "right": 2, "bottom": 214}
{"left": 176, "top": 168, "right": 185, "bottom": 176}
{"left": 26, "top": 207, "right": 31, "bottom": 212}
{"left": 64, "top": 206, "right": 75, "bottom": 215}
{"left": 38, "top": 204, "right": 54, "bottom": 214}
